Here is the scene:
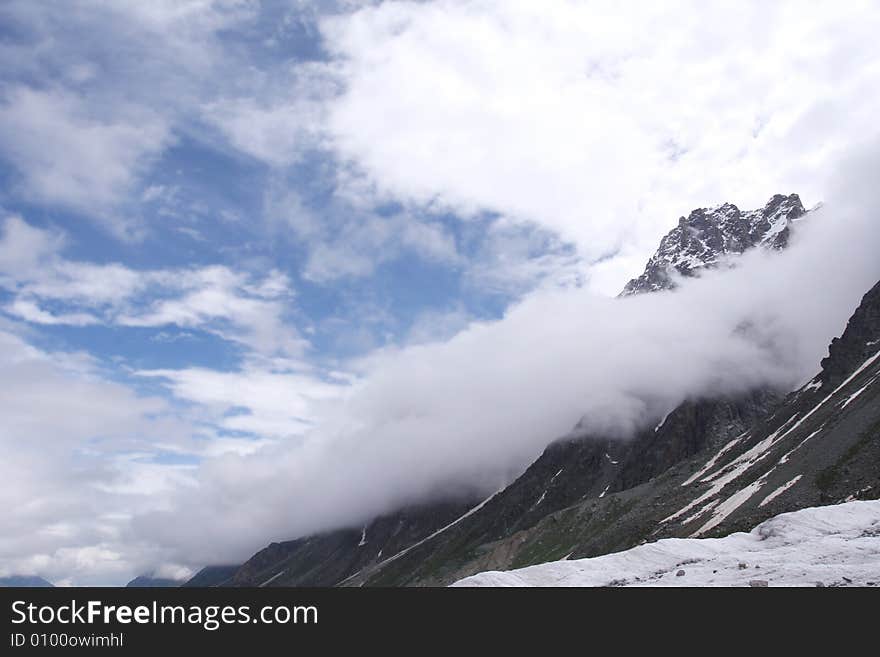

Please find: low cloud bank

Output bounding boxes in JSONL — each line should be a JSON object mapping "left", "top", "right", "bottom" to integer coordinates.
{"left": 134, "top": 150, "right": 880, "bottom": 567}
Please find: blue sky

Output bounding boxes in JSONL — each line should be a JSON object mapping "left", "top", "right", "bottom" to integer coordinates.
{"left": 1, "top": 0, "right": 879, "bottom": 585}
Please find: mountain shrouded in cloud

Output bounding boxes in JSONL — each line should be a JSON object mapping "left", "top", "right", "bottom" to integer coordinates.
{"left": 133, "top": 159, "right": 880, "bottom": 568}
{"left": 0, "top": 1, "right": 879, "bottom": 584}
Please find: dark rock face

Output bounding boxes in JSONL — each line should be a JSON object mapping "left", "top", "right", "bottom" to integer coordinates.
{"left": 621, "top": 194, "right": 805, "bottom": 296}
{"left": 820, "top": 280, "right": 880, "bottom": 387}
{"left": 613, "top": 389, "right": 781, "bottom": 491}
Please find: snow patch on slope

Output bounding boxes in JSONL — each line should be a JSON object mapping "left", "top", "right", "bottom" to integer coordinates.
{"left": 681, "top": 434, "right": 744, "bottom": 487}
{"left": 760, "top": 476, "right": 803, "bottom": 508}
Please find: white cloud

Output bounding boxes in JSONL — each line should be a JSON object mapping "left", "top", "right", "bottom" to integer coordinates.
{"left": 0, "top": 0, "right": 257, "bottom": 234}
{"left": 0, "top": 216, "right": 306, "bottom": 356}
{"left": 0, "top": 215, "right": 66, "bottom": 273}
{"left": 320, "top": 0, "right": 880, "bottom": 293}
{"left": 116, "top": 266, "right": 306, "bottom": 356}
{"left": 137, "top": 363, "right": 346, "bottom": 439}
{"left": 0, "top": 328, "right": 187, "bottom": 584}
{"left": 202, "top": 61, "right": 336, "bottom": 167}
{"left": 462, "top": 218, "right": 583, "bottom": 296}
{"left": 6, "top": 299, "right": 98, "bottom": 327}
{"left": 0, "top": 87, "right": 170, "bottom": 230}
{"left": 0, "top": 320, "right": 339, "bottom": 583}
{"left": 264, "top": 181, "right": 461, "bottom": 283}
{"left": 302, "top": 213, "right": 459, "bottom": 282}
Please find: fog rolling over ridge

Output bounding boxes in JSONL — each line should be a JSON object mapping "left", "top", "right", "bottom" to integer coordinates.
{"left": 134, "top": 149, "right": 880, "bottom": 569}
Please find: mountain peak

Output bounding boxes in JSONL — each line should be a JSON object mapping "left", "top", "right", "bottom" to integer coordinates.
{"left": 621, "top": 193, "right": 806, "bottom": 296}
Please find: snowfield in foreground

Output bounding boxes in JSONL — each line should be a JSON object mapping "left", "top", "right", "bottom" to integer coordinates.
{"left": 453, "top": 500, "right": 880, "bottom": 587}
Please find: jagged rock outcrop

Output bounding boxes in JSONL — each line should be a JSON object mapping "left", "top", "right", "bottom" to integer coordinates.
{"left": 621, "top": 194, "right": 805, "bottom": 295}
{"left": 820, "top": 280, "right": 880, "bottom": 387}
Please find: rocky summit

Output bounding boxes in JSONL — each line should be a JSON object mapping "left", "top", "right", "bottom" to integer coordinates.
{"left": 621, "top": 193, "right": 806, "bottom": 296}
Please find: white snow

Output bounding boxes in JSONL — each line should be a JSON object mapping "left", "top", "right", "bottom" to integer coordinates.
{"left": 358, "top": 526, "right": 367, "bottom": 547}
{"left": 259, "top": 571, "right": 285, "bottom": 587}
{"left": 662, "top": 468, "right": 739, "bottom": 524}
{"left": 453, "top": 500, "right": 880, "bottom": 587}
{"left": 762, "top": 349, "right": 880, "bottom": 446}
{"left": 694, "top": 477, "right": 767, "bottom": 536}
{"left": 654, "top": 411, "right": 671, "bottom": 433}
{"left": 663, "top": 429, "right": 783, "bottom": 525}
{"left": 759, "top": 211, "right": 789, "bottom": 244}
{"left": 599, "top": 484, "right": 610, "bottom": 498}
{"left": 681, "top": 499, "right": 719, "bottom": 526}
{"left": 778, "top": 427, "right": 824, "bottom": 465}
{"left": 803, "top": 378, "right": 823, "bottom": 392}
{"left": 759, "top": 476, "right": 803, "bottom": 508}
{"left": 680, "top": 434, "right": 744, "bottom": 487}
{"left": 666, "top": 350, "right": 880, "bottom": 525}
{"left": 839, "top": 374, "right": 878, "bottom": 409}
{"left": 604, "top": 453, "right": 618, "bottom": 465}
